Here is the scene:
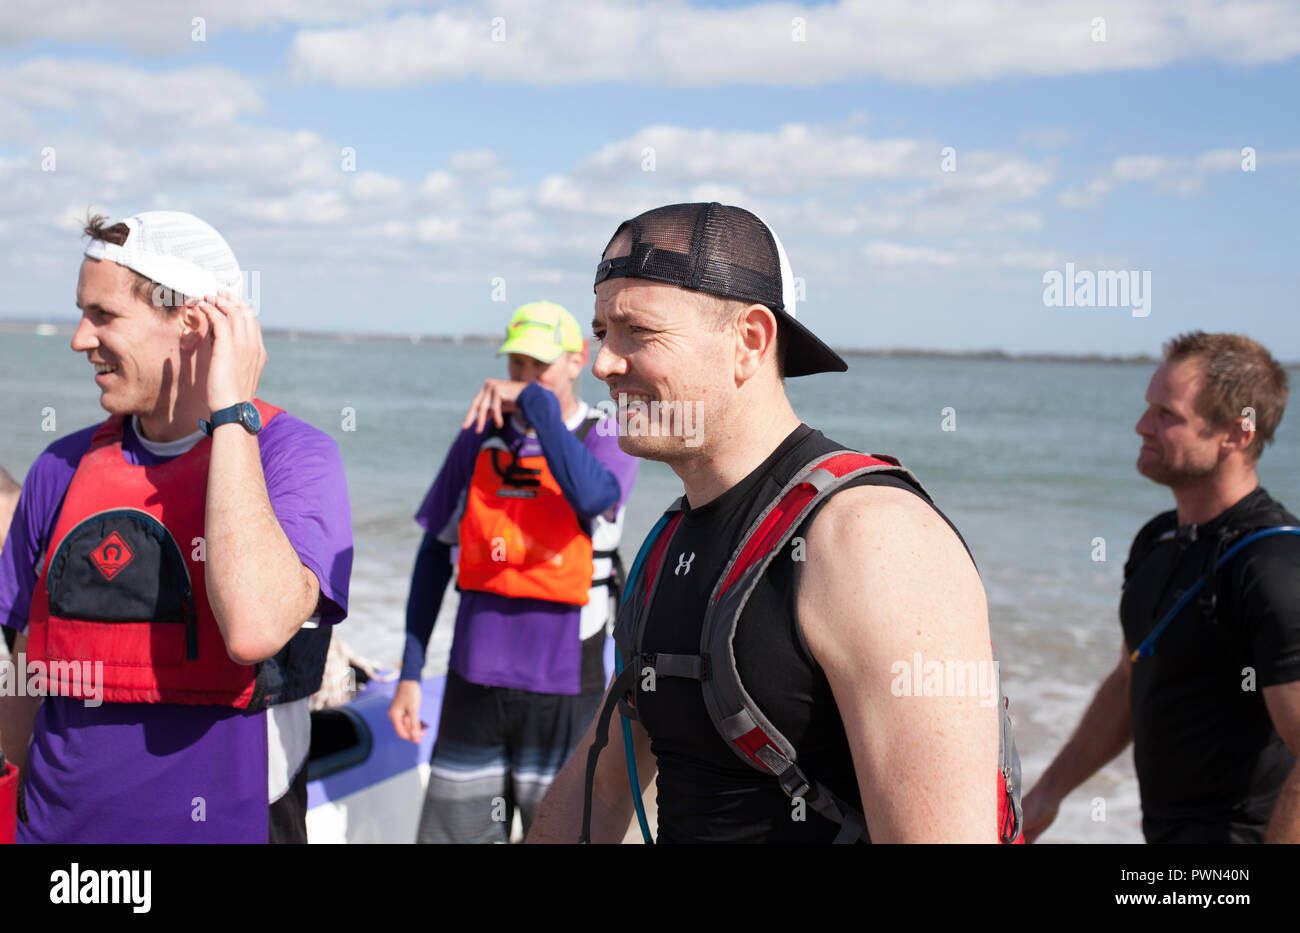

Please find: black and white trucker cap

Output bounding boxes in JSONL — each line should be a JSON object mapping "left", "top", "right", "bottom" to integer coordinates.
{"left": 593, "top": 202, "right": 847, "bottom": 377}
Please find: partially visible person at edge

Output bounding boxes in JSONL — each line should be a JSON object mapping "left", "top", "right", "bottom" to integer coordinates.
{"left": 388, "top": 301, "right": 638, "bottom": 843}
{"left": 527, "top": 203, "right": 1010, "bottom": 844}
{"left": 0, "top": 211, "right": 353, "bottom": 843}
{"left": 1024, "top": 332, "right": 1300, "bottom": 844}
{"left": 0, "top": 466, "right": 18, "bottom": 547}
{"left": 0, "top": 465, "right": 19, "bottom": 655}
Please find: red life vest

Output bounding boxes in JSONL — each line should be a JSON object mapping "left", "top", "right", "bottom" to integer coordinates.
{"left": 25, "top": 400, "right": 284, "bottom": 709}
{"left": 456, "top": 418, "right": 602, "bottom": 606}
{"left": 582, "top": 450, "right": 1024, "bottom": 844}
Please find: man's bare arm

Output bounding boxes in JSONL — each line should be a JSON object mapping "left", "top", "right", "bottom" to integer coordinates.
{"left": 0, "top": 632, "right": 43, "bottom": 778}
{"left": 527, "top": 677, "right": 656, "bottom": 843}
{"left": 205, "top": 425, "right": 321, "bottom": 664}
{"left": 1021, "top": 642, "right": 1133, "bottom": 842}
{"left": 799, "top": 485, "right": 997, "bottom": 842}
{"left": 1263, "top": 680, "right": 1300, "bottom": 843}
{"left": 195, "top": 292, "right": 321, "bottom": 664}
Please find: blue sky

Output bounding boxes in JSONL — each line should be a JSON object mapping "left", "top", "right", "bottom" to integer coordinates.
{"left": 1, "top": 0, "right": 1297, "bottom": 357}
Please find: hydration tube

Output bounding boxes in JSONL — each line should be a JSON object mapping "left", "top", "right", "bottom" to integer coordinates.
{"left": 616, "top": 512, "right": 675, "bottom": 844}
{"left": 614, "top": 649, "right": 653, "bottom": 844}
{"left": 1131, "top": 526, "right": 1300, "bottom": 662}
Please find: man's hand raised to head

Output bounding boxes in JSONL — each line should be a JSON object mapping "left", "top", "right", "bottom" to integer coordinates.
{"left": 462, "top": 378, "right": 531, "bottom": 434}
{"left": 190, "top": 290, "right": 266, "bottom": 412}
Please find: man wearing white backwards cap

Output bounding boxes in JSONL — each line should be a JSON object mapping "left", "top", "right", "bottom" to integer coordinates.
{"left": 0, "top": 211, "right": 353, "bottom": 843}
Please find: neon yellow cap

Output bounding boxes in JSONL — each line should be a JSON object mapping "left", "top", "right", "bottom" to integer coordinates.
{"left": 497, "top": 301, "right": 584, "bottom": 363}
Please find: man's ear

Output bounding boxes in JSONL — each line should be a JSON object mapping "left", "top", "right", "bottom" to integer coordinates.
{"left": 1224, "top": 414, "right": 1257, "bottom": 456}
{"left": 178, "top": 302, "right": 207, "bottom": 351}
{"left": 735, "top": 304, "right": 777, "bottom": 382}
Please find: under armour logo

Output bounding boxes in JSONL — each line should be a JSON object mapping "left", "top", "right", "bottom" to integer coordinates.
{"left": 675, "top": 552, "right": 696, "bottom": 576}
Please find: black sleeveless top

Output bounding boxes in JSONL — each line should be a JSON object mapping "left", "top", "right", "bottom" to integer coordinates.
{"left": 635, "top": 424, "right": 964, "bottom": 843}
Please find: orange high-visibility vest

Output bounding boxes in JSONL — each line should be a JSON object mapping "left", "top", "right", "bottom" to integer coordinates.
{"left": 456, "top": 433, "right": 594, "bottom": 606}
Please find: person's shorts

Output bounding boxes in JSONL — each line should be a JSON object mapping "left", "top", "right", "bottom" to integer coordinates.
{"left": 416, "top": 670, "right": 602, "bottom": 843}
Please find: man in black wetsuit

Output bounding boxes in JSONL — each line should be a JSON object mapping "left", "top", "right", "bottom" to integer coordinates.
{"left": 528, "top": 203, "right": 1008, "bottom": 843}
{"left": 1024, "top": 332, "right": 1300, "bottom": 843}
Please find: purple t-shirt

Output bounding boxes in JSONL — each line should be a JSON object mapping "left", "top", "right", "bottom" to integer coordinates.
{"left": 0, "top": 412, "right": 353, "bottom": 843}
{"left": 416, "top": 395, "right": 638, "bottom": 694}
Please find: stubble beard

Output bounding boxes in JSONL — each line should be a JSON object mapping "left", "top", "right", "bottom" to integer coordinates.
{"left": 1137, "top": 447, "right": 1218, "bottom": 489}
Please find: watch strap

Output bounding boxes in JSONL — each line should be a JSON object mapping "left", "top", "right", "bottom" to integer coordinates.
{"left": 200, "top": 402, "right": 259, "bottom": 436}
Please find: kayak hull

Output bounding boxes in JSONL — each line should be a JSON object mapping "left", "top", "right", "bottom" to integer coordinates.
{"left": 305, "top": 676, "right": 443, "bottom": 844}
{"left": 305, "top": 641, "right": 613, "bottom": 843}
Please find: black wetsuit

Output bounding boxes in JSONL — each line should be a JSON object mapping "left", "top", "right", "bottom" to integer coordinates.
{"left": 634, "top": 424, "right": 967, "bottom": 843}
{"left": 1120, "top": 487, "right": 1300, "bottom": 843}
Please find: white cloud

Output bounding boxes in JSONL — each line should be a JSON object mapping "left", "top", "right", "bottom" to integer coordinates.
{"left": 233, "top": 189, "right": 350, "bottom": 224}
{"left": 351, "top": 171, "right": 405, "bottom": 201}
{"left": 1111, "top": 155, "right": 1177, "bottom": 182}
{"left": 862, "top": 241, "right": 1062, "bottom": 270}
{"left": 1058, "top": 145, "right": 1300, "bottom": 207}
{"left": 446, "top": 148, "right": 510, "bottom": 182}
{"left": 1017, "top": 128, "right": 1077, "bottom": 149}
{"left": 1193, "top": 148, "right": 1244, "bottom": 173}
{"left": 0, "top": 51, "right": 1273, "bottom": 343}
{"left": 417, "top": 216, "right": 463, "bottom": 242}
{"left": 0, "top": 58, "right": 264, "bottom": 135}
{"left": 0, "top": 95, "right": 1065, "bottom": 297}
{"left": 421, "top": 171, "right": 457, "bottom": 198}
{"left": 0, "top": 0, "right": 420, "bottom": 52}
{"left": 580, "top": 124, "right": 928, "bottom": 193}
{"left": 863, "top": 242, "right": 964, "bottom": 268}
{"left": 287, "top": 0, "right": 1300, "bottom": 89}
{"left": 1058, "top": 178, "right": 1113, "bottom": 209}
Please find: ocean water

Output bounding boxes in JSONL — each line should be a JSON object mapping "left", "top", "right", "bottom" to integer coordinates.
{"left": 4, "top": 330, "right": 1298, "bottom": 844}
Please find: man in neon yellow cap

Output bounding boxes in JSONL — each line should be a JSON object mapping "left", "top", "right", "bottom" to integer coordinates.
{"left": 390, "top": 301, "right": 639, "bottom": 843}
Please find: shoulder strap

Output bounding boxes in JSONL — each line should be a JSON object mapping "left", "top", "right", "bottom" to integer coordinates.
{"left": 581, "top": 501, "right": 683, "bottom": 844}
{"left": 1131, "top": 525, "right": 1300, "bottom": 661}
{"left": 699, "top": 449, "right": 1022, "bottom": 843}
{"left": 589, "top": 450, "right": 1022, "bottom": 843}
{"left": 1122, "top": 513, "right": 1180, "bottom": 589}
{"left": 700, "top": 451, "right": 921, "bottom": 770}
{"left": 605, "top": 453, "right": 921, "bottom": 842}
{"left": 613, "top": 499, "right": 685, "bottom": 664}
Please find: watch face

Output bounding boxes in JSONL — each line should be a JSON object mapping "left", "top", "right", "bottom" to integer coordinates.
{"left": 240, "top": 403, "right": 262, "bottom": 433}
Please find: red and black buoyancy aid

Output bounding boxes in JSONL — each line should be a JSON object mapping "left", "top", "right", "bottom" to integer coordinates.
{"left": 457, "top": 413, "right": 620, "bottom": 606}
{"left": 581, "top": 449, "right": 1024, "bottom": 843}
{"left": 25, "top": 399, "right": 330, "bottom": 710}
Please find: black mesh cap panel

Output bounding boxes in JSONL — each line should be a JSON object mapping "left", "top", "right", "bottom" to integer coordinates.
{"left": 594, "top": 202, "right": 847, "bottom": 377}
{"left": 595, "top": 203, "right": 785, "bottom": 311}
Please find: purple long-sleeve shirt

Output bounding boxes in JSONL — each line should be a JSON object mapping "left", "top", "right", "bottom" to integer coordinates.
{"left": 403, "top": 384, "right": 638, "bottom": 694}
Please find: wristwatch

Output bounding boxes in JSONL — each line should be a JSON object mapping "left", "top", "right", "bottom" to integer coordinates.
{"left": 200, "top": 402, "right": 262, "bottom": 436}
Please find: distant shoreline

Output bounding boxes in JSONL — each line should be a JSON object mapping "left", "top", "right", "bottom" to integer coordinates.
{"left": 7, "top": 319, "right": 1282, "bottom": 367}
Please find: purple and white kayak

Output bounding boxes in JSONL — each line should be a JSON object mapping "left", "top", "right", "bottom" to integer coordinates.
{"left": 305, "top": 675, "right": 444, "bottom": 844}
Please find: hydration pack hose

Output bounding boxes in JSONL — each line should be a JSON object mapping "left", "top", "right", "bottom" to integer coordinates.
{"left": 615, "top": 649, "right": 654, "bottom": 844}
{"left": 1131, "top": 526, "right": 1300, "bottom": 661}
{"left": 616, "top": 512, "right": 676, "bottom": 844}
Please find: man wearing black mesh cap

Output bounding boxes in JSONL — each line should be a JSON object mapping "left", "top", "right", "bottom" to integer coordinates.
{"left": 528, "top": 203, "right": 1020, "bottom": 844}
